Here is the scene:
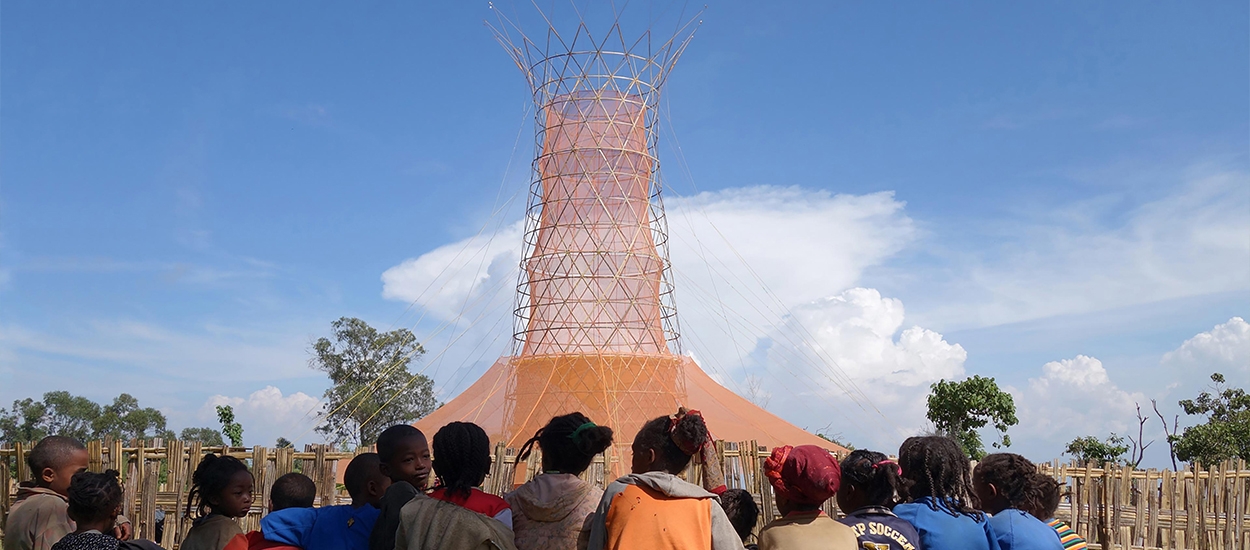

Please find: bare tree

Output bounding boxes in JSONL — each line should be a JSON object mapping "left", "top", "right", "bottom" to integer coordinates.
{"left": 744, "top": 375, "right": 771, "bottom": 408}
{"left": 1152, "top": 399, "right": 1180, "bottom": 471}
{"left": 1126, "top": 402, "right": 1153, "bottom": 468}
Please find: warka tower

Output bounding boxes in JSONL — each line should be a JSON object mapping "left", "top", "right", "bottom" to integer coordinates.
{"left": 416, "top": 6, "right": 840, "bottom": 474}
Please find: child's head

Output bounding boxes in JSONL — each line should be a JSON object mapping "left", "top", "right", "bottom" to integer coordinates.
{"left": 763, "top": 445, "right": 841, "bottom": 515}
{"left": 837, "top": 449, "right": 904, "bottom": 513}
{"left": 376, "top": 425, "right": 431, "bottom": 489}
{"left": 717, "top": 489, "right": 759, "bottom": 543}
{"left": 898, "top": 436, "right": 978, "bottom": 516}
{"left": 344, "top": 452, "right": 391, "bottom": 508}
{"left": 631, "top": 410, "right": 708, "bottom": 474}
{"left": 517, "top": 412, "right": 614, "bottom": 476}
{"left": 66, "top": 469, "right": 123, "bottom": 532}
{"left": 187, "top": 454, "right": 254, "bottom": 519}
{"left": 972, "top": 453, "right": 1050, "bottom": 516}
{"left": 28, "top": 436, "right": 89, "bottom": 496}
{"left": 1026, "top": 474, "right": 1062, "bottom": 521}
{"left": 431, "top": 421, "right": 492, "bottom": 499}
{"left": 270, "top": 473, "right": 316, "bottom": 511}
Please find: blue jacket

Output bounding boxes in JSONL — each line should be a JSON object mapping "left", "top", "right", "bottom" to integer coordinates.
{"left": 986, "top": 509, "right": 1063, "bottom": 550}
{"left": 262, "top": 504, "right": 380, "bottom": 550}
{"left": 837, "top": 505, "right": 921, "bottom": 550}
{"left": 893, "top": 497, "right": 1000, "bottom": 550}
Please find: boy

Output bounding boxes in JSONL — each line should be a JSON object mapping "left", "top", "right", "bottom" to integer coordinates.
{"left": 718, "top": 489, "right": 760, "bottom": 550}
{"left": 367, "top": 425, "right": 430, "bottom": 550}
{"left": 261, "top": 453, "right": 391, "bottom": 550}
{"left": 246, "top": 473, "right": 317, "bottom": 550}
{"left": 4, "top": 436, "right": 132, "bottom": 550}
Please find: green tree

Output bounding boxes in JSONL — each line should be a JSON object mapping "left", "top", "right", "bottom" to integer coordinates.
{"left": 1064, "top": 434, "right": 1128, "bottom": 465}
{"left": 926, "top": 375, "right": 1018, "bottom": 459}
{"left": 1171, "top": 373, "right": 1249, "bottom": 466}
{"left": 42, "top": 391, "right": 102, "bottom": 441}
{"left": 275, "top": 437, "right": 293, "bottom": 449}
{"left": 311, "top": 317, "right": 437, "bottom": 447}
{"left": 179, "top": 427, "right": 225, "bottom": 446}
{"left": 93, "top": 394, "right": 169, "bottom": 441}
{"left": 216, "top": 405, "right": 244, "bottom": 447}
{"left": 0, "top": 398, "right": 49, "bottom": 443}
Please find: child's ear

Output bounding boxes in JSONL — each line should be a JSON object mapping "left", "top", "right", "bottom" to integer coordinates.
{"left": 40, "top": 467, "right": 56, "bottom": 484}
{"left": 987, "top": 483, "right": 1001, "bottom": 499}
{"left": 378, "top": 462, "right": 392, "bottom": 478}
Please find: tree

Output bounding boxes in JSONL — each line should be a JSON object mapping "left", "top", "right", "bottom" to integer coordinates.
{"left": 310, "top": 317, "right": 437, "bottom": 447}
{"left": 1171, "top": 373, "right": 1249, "bottom": 466}
{"left": 926, "top": 375, "right": 1018, "bottom": 459}
{"left": 42, "top": 391, "right": 102, "bottom": 441}
{"left": 1065, "top": 434, "right": 1128, "bottom": 465}
{"left": 275, "top": 437, "right": 293, "bottom": 449}
{"left": 93, "top": 394, "right": 169, "bottom": 442}
{"left": 1153, "top": 399, "right": 1181, "bottom": 470}
{"left": 216, "top": 406, "right": 244, "bottom": 447}
{"left": 180, "top": 427, "right": 225, "bottom": 446}
{"left": 0, "top": 398, "right": 49, "bottom": 443}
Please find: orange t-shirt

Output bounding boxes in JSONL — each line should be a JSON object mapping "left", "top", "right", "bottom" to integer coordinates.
{"left": 603, "top": 483, "right": 712, "bottom": 550}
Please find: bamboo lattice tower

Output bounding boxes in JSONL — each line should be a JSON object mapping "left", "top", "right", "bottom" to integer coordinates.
{"left": 416, "top": 6, "right": 843, "bottom": 476}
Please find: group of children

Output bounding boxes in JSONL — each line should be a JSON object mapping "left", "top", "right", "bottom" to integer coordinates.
{"left": 4, "top": 417, "right": 1089, "bottom": 550}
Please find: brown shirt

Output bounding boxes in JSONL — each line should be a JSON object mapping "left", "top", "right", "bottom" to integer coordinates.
{"left": 758, "top": 512, "right": 858, "bottom": 550}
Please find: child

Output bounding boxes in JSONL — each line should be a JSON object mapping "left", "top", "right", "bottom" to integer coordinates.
{"left": 262, "top": 453, "right": 390, "bottom": 550}
{"left": 835, "top": 449, "right": 919, "bottom": 550}
{"left": 757, "top": 445, "right": 857, "bottom": 550}
{"left": 181, "top": 454, "right": 255, "bottom": 550}
{"left": 4, "top": 436, "right": 132, "bottom": 550}
{"left": 245, "top": 473, "right": 315, "bottom": 550}
{"left": 892, "top": 436, "right": 999, "bottom": 550}
{"left": 1024, "top": 475, "right": 1088, "bottom": 550}
{"left": 717, "top": 489, "right": 759, "bottom": 550}
{"left": 585, "top": 409, "right": 740, "bottom": 550}
{"left": 428, "top": 422, "right": 511, "bottom": 528}
{"left": 51, "top": 470, "right": 161, "bottom": 550}
{"left": 972, "top": 454, "right": 1063, "bottom": 550}
{"left": 506, "top": 413, "right": 614, "bottom": 550}
{"left": 368, "top": 425, "right": 430, "bottom": 550}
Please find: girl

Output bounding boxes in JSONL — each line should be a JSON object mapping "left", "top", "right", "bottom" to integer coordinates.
{"left": 51, "top": 470, "right": 122, "bottom": 550}
{"left": 181, "top": 454, "right": 254, "bottom": 550}
{"left": 506, "top": 412, "right": 614, "bottom": 550}
{"left": 757, "top": 445, "right": 857, "bottom": 550}
{"left": 973, "top": 454, "right": 1064, "bottom": 550}
{"left": 1025, "top": 475, "right": 1088, "bottom": 550}
{"left": 835, "top": 449, "right": 920, "bottom": 550}
{"left": 892, "top": 436, "right": 999, "bottom": 550}
{"left": 585, "top": 409, "right": 740, "bottom": 550}
{"left": 428, "top": 422, "right": 512, "bottom": 528}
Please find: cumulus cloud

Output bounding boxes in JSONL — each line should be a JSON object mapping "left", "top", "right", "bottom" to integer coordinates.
{"left": 200, "top": 386, "right": 321, "bottom": 447}
{"left": 759, "top": 288, "right": 965, "bottom": 442}
{"left": 1017, "top": 355, "right": 1145, "bottom": 443}
{"left": 1161, "top": 317, "right": 1250, "bottom": 374}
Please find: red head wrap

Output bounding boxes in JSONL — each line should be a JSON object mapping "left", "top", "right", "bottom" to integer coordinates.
{"left": 763, "top": 445, "right": 841, "bottom": 506}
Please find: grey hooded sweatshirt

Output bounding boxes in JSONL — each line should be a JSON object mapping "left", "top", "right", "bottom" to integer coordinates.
{"left": 586, "top": 471, "right": 743, "bottom": 550}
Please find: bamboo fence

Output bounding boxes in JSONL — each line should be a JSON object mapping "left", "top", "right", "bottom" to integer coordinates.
{"left": 2, "top": 440, "right": 1247, "bottom": 550}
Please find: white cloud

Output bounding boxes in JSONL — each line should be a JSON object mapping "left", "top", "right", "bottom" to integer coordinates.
{"left": 1017, "top": 355, "right": 1145, "bottom": 442}
{"left": 757, "top": 288, "right": 965, "bottom": 443}
{"left": 916, "top": 166, "right": 1250, "bottom": 330}
{"left": 199, "top": 386, "right": 321, "bottom": 447}
{"left": 1161, "top": 317, "right": 1250, "bottom": 374}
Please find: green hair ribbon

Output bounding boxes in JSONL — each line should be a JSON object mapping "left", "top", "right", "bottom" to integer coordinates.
{"left": 568, "top": 421, "right": 597, "bottom": 440}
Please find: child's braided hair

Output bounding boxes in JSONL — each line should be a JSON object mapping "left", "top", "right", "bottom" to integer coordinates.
{"left": 898, "top": 436, "right": 982, "bottom": 518}
{"left": 186, "top": 453, "right": 250, "bottom": 518}
{"left": 67, "top": 469, "right": 123, "bottom": 524}
{"left": 432, "top": 422, "right": 492, "bottom": 500}
{"left": 839, "top": 449, "right": 905, "bottom": 508}
{"left": 634, "top": 412, "right": 708, "bottom": 474}
{"left": 517, "top": 412, "right": 614, "bottom": 476}
{"left": 974, "top": 453, "right": 1051, "bottom": 515}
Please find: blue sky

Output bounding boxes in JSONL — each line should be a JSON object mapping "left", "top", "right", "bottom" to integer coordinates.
{"left": 2, "top": 1, "right": 1246, "bottom": 466}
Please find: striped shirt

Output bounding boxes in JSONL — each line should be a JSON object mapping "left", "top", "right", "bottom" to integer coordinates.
{"left": 1047, "top": 519, "right": 1088, "bottom": 550}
